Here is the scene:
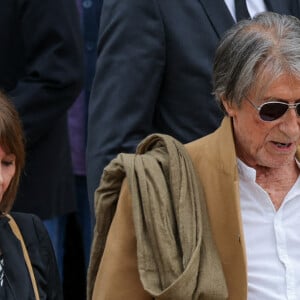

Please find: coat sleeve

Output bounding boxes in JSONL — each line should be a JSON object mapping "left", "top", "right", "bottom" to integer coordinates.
{"left": 91, "top": 180, "right": 153, "bottom": 300}
{"left": 86, "top": 0, "right": 165, "bottom": 209}
{"left": 9, "top": 0, "right": 83, "bottom": 149}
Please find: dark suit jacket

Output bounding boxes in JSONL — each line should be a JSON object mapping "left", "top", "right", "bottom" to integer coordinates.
{"left": 87, "top": 0, "right": 300, "bottom": 212}
{"left": 0, "top": 0, "right": 83, "bottom": 219}
{"left": 0, "top": 212, "right": 62, "bottom": 299}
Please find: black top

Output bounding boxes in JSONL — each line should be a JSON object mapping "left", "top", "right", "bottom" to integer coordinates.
{"left": 0, "top": 213, "right": 62, "bottom": 299}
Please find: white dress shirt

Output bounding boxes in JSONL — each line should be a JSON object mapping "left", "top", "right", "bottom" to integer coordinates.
{"left": 224, "top": 0, "right": 267, "bottom": 21}
{"left": 238, "top": 159, "right": 300, "bottom": 300}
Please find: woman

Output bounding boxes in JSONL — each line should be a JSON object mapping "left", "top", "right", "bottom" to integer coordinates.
{"left": 0, "top": 91, "right": 62, "bottom": 299}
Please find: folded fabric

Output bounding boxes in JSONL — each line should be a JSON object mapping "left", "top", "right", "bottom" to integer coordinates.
{"left": 88, "top": 134, "right": 227, "bottom": 299}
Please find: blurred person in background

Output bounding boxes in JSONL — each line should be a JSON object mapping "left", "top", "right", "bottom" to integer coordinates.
{"left": 65, "top": 0, "right": 102, "bottom": 298}
{"left": 0, "top": 0, "right": 83, "bottom": 287}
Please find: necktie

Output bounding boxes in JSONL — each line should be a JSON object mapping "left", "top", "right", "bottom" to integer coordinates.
{"left": 234, "top": 0, "right": 251, "bottom": 21}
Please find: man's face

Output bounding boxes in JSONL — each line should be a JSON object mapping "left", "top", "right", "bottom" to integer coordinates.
{"left": 224, "top": 74, "right": 300, "bottom": 169}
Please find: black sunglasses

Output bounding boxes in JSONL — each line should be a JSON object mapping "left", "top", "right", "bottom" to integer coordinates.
{"left": 245, "top": 97, "right": 300, "bottom": 121}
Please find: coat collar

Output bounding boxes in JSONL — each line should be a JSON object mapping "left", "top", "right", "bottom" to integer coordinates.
{"left": 187, "top": 117, "right": 247, "bottom": 299}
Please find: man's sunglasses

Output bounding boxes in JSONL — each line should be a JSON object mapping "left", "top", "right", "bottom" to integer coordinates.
{"left": 245, "top": 97, "right": 300, "bottom": 122}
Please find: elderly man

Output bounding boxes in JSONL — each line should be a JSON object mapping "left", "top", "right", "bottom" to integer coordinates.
{"left": 88, "top": 12, "right": 300, "bottom": 299}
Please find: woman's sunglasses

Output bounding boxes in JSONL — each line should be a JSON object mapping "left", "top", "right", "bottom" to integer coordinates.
{"left": 245, "top": 97, "right": 300, "bottom": 122}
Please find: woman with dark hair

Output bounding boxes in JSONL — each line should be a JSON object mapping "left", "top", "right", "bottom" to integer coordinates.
{"left": 0, "top": 91, "right": 62, "bottom": 299}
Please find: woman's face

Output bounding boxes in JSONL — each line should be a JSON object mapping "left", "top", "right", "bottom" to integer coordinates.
{"left": 0, "top": 145, "right": 15, "bottom": 201}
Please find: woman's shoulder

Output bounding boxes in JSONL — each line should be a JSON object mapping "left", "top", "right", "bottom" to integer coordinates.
{"left": 9, "top": 212, "right": 51, "bottom": 247}
{"left": 9, "top": 212, "right": 63, "bottom": 299}
{"left": 10, "top": 211, "right": 41, "bottom": 224}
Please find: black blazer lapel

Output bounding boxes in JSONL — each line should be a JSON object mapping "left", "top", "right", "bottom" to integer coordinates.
{"left": 264, "top": 0, "right": 294, "bottom": 14}
{"left": 199, "top": 0, "right": 235, "bottom": 39}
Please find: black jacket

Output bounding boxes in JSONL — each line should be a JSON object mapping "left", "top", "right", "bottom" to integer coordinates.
{"left": 0, "top": 213, "right": 62, "bottom": 299}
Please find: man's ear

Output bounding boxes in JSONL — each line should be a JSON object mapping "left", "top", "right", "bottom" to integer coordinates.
{"left": 221, "top": 97, "right": 236, "bottom": 117}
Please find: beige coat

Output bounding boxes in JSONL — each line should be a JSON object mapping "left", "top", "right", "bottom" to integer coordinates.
{"left": 91, "top": 117, "right": 300, "bottom": 299}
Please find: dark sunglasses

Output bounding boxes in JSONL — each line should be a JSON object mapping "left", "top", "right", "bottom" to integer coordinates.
{"left": 245, "top": 97, "right": 300, "bottom": 121}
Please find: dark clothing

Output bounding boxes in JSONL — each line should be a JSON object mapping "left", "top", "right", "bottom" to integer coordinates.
{"left": 0, "top": 212, "right": 62, "bottom": 299}
{"left": 81, "top": 0, "right": 102, "bottom": 99}
{"left": 86, "top": 0, "right": 300, "bottom": 214}
{"left": 68, "top": 0, "right": 102, "bottom": 176}
{"left": 0, "top": 0, "right": 83, "bottom": 219}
